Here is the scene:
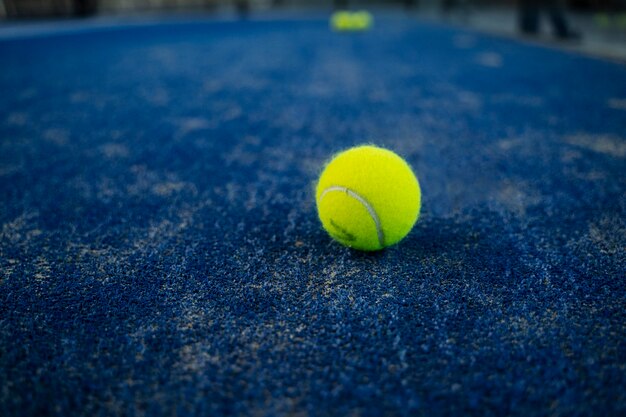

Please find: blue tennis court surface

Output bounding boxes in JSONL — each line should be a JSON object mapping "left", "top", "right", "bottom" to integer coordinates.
{"left": 1, "top": 15, "right": 625, "bottom": 416}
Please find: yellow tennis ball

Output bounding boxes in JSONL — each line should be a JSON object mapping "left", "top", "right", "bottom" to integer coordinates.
{"left": 351, "top": 10, "right": 373, "bottom": 30}
{"left": 330, "top": 11, "right": 353, "bottom": 31}
{"left": 316, "top": 145, "right": 421, "bottom": 251}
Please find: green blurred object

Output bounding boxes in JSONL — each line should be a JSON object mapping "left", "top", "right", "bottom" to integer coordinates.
{"left": 351, "top": 10, "right": 373, "bottom": 30}
{"left": 330, "top": 10, "right": 352, "bottom": 31}
{"left": 330, "top": 10, "right": 373, "bottom": 32}
{"left": 594, "top": 13, "right": 611, "bottom": 28}
{"left": 594, "top": 13, "right": 626, "bottom": 30}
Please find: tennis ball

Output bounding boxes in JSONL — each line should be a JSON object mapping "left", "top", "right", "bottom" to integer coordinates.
{"left": 351, "top": 10, "right": 373, "bottom": 30}
{"left": 330, "top": 11, "right": 353, "bottom": 31}
{"left": 330, "top": 10, "right": 373, "bottom": 31}
{"left": 316, "top": 145, "right": 421, "bottom": 251}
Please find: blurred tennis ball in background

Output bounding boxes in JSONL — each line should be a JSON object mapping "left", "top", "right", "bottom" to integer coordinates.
{"left": 330, "top": 10, "right": 353, "bottom": 31}
{"left": 351, "top": 10, "right": 373, "bottom": 30}
{"left": 330, "top": 10, "right": 373, "bottom": 31}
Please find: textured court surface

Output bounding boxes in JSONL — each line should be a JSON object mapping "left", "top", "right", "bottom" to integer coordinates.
{"left": 1, "top": 15, "right": 625, "bottom": 417}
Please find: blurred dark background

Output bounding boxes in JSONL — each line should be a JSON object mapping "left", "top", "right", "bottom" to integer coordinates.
{"left": 1, "top": 1, "right": 625, "bottom": 61}
{"left": 2, "top": 1, "right": 626, "bottom": 19}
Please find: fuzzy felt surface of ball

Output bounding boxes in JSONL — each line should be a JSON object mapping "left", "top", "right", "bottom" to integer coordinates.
{"left": 316, "top": 145, "right": 421, "bottom": 251}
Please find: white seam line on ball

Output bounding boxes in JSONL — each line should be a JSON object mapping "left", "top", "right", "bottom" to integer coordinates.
{"left": 319, "top": 186, "right": 384, "bottom": 248}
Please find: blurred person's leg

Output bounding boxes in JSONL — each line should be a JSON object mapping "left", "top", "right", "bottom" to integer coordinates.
{"left": 334, "top": 0, "right": 349, "bottom": 10}
{"left": 519, "top": 0, "right": 541, "bottom": 34}
{"left": 235, "top": 0, "right": 249, "bottom": 17}
{"left": 545, "top": 0, "right": 580, "bottom": 39}
{"left": 74, "top": 0, "right": 97, "bottom": 17}
{"left": 441, "top": 0, "right": 471, "bottom": 21}
{"left": 442, "top": 0, "right": 454, "bottom": 14}
{"left": 404, "top": 0, "right": 418, "bottom": 9}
